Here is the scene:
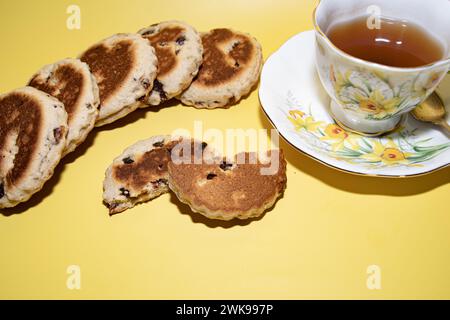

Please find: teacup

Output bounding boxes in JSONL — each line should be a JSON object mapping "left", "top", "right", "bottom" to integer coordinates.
{"left": 313, "top": 0, "right": 450, "bottom": 135}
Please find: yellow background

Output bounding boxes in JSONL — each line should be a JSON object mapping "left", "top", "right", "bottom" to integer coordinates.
{"left": 0, "top": 0, "right": 449, "bottom": 299}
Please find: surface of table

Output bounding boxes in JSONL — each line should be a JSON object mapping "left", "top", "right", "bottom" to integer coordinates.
{"left": 0, "top": 0, "right": 449, "bottom": 299}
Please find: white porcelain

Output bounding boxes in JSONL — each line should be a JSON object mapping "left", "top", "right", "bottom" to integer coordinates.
{"left": 314, "top": 0, "right": 450, "bottom": 134}
{"left": 259, "top": 31, "right": 450, "bottom": 177}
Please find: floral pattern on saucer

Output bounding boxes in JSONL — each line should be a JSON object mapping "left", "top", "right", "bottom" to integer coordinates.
{"left": 284, "top": 91, "right": 450, "bottom": 169}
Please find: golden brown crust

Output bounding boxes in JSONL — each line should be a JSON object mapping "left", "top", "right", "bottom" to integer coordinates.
{"left": 197, "top": 28, "right": 255, "bottom": 87}
{"left": 0, "top": 93, "right": 42, "bottom": 185}
{"left": 0, "top": 87, "right": 67, "bottom": 208}
{"left": 179, "top": 28, "right": 262, "bottom": 109}
{"left": 103, "top": 136, "right": 185, "bottom": 215}
{"left": 80, "top": 40, "right": 134, "bottom": 105}
{"left": 29, "top": 64, "right": 84, "bottom": 122}
{"left": 141, "top": 26, "right": 184, "bottom": 77}
{"left": 112, "top": 140, "right": 179, "bottom": 193}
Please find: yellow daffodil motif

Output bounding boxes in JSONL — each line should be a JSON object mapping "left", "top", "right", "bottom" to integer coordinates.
{"left": 288, "top": 110, "right": 324, "bottom": 132}
{"left": 381, "top": 148, "right": 406, "bottom": 162}
{"left": 321, "top": 124, "right": 360, "bottom": 151}
{"left": 361, "top": 139, "right": 411, "bottom": 165}
{"left": 330, "top": 66, "right": 409, "bottom": 119}
{"left": 288, "top": 110, "right": 304, "bottom": 119}
{"left": 330, "top": 67, "right": 352, "bottom": 94}
{"left": 325, "top": 124, "right": 348, "bottom": 139}
{"left": 353, "top": 90, "right": 401, "bottom": 117}
{"left": 359, "top": 99, "right": 383, "bottom": 114}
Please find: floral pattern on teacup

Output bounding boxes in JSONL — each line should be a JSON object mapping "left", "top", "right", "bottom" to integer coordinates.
{"left": 315, "top": 28, "right": 450, "bottom": 135}
{"left": 328, "top": 65, "right": 429, "bottom": 120}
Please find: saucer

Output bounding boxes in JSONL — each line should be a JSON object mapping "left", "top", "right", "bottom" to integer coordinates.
{"left": 259, "top": 30, "right": 450, "bottom": 177}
